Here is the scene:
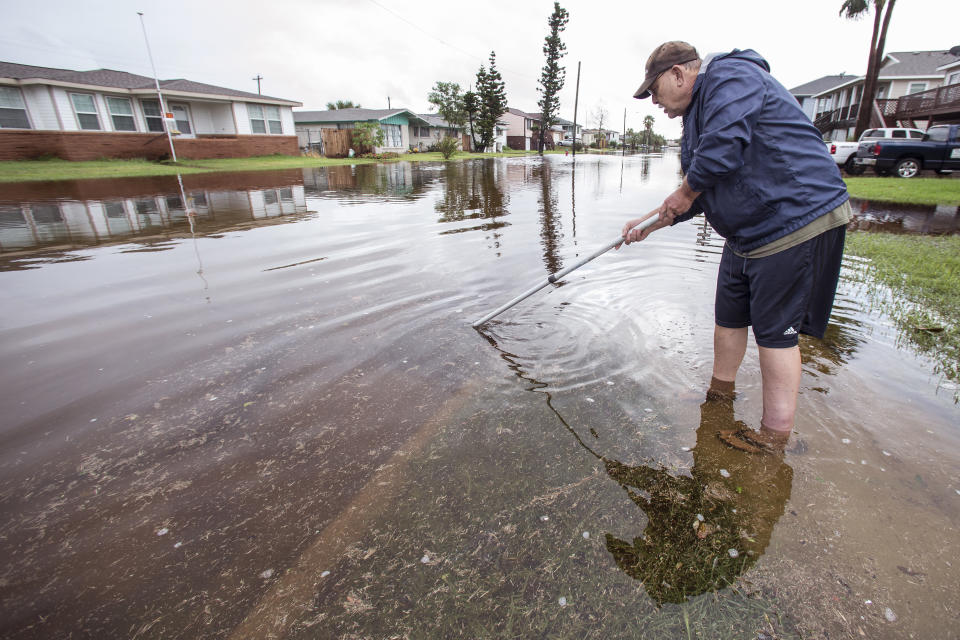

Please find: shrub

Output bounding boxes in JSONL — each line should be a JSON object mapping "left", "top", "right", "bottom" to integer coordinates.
{"left": 437, "top": 136, "right": 459, "bottom": 159}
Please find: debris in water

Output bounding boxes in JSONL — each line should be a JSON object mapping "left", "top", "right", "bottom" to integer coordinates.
{"left": 681, "top": 446, "right": 691, "bottom": 452}
{"left": 606, "top": 381, "right": 615, "bottom": 385}
{"left": 558, "top": 596, "right": 567, "bottom": 607}
{"left": 321, "top": 571, "right": 331, "bottom": 578}
{"left": 644, "top": 408, "right": 653, "bottom": 413}
{"left": 156, "top": 528, "right": 169, "bottom": 536}
{"left": 582, "top": 531, "right": 590, "bottom": 539}
{"left": 865, "top": 600, "right": 872, "bottom": 605}
{"left": 841, "top": 438, "right": 851, "bottom": 444}
{"left": 421, "top": 555, "right": 431, "bottom": 564}
{"left": 884, "top": 607, "right": 897, "bottom": 622}
{"left": 89, "top": 418, "right": 97, "bottom": 423}
{"left": 260, "top": 569, "right": 274, "bottom": 579}
{"left": 174, "top": 542, "right": 182, "bottom": 549}
{"left": 540, "top": 515, "right": 549, "bottom": 522}
{"left": 586, "top": 397, "right": 595, "bottom": 403}
{"left": 719, "top": 469, "right": 731, "bottom": 478}
{"left": 882, "top": 450, "right": 892, "bottom": 456}
{"left": 696, "top": 514, "right": 705, "bottom": 522}
{"left": 728, "top": 549, "right": 739, "bottom": 558}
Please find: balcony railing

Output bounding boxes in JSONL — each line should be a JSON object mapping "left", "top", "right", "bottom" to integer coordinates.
{"left": 813, "top": 103, "right": 860, "bottom": 132}
{"left": 877, "top": 83, "right": 960, "bottom": 122}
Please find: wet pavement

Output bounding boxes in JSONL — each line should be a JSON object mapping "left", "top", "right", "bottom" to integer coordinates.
{"left": 0, "top": 153, "right": 958, "bottom": 638}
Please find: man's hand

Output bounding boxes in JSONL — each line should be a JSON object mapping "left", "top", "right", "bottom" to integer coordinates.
{"left": 618, "top": 209, "right": 663, "bottom": 247}
{"left": 658, "top": 178, "right": 701, "bottom": 225}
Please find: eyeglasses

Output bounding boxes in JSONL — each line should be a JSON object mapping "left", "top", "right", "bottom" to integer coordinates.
{"left": 648, "top": 70, "right": 668, "bottom": 100}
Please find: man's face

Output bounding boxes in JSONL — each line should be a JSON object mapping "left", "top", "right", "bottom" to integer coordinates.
{"left": 649, "top": 67, "right": 693, "bottom": 119}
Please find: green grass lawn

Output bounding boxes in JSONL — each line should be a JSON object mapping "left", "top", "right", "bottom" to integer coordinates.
{"left": 0, "top": 150, "right": 544, "bottom": 183}
{"left": 843, "top": 176, "right": 960, "bottom": 206}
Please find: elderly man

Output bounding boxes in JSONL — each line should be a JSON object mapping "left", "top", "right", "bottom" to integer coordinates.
{"left": 621, "top": 42, "right": 851, "bottom": 452}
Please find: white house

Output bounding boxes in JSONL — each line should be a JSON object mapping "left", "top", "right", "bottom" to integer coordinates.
{"left": 293, "top": 108, "right": 433, "bottom": 154}
{"left": 0, "top": 61, "right": 301, "bottom": 160}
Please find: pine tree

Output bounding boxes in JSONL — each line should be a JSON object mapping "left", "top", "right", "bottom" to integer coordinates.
{"left": 475, "top": 52, "right": 507, "bottom": 152}
{"left": 536, "top": 3, "right": 569, "bottom": 154}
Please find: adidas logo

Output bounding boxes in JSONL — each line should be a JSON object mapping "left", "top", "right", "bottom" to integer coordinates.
{"left": 783, "top": 326, "right": 798, "bottom": 336}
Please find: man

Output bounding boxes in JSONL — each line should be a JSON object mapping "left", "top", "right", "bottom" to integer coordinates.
{"left": 621, "top": 42, "right": 850, "bottom": 452}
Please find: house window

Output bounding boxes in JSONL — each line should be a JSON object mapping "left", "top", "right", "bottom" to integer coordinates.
{"left": 106, "top": 97, "right": 136, "bottom": 131}
{"left": 0, "top": 86, "right": 31, "bottom": 129}
{"left": 141, "top": 99, "right": 165, "bottom": 132}
{"left": 248, "top": 104, "right": 283, "bottom": 134}
{"left": 382, "top": 123, "right": 402, "bottom": 147}
{"left": 907, "top": 82, "right": 927, "bottom": 94}
{"left": 70, "top": 93, "right": 101, "bottom": 130}
{"left": 948, "top": 72, "right": 960, "bottom": 86}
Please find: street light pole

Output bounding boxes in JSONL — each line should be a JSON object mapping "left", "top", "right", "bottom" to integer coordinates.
{"left": 137, "top": 11, "right": 177, "bottom": 162}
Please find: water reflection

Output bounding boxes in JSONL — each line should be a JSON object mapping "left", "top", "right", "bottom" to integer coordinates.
{"left": 604, "top": 397, "right": 792, "bottom": 605}
{"left": 0, "top": 178, "right": 307, "bottom": 264}
{"left": 479, "top": 330, "right": 792, "bottom": 605}
{"left": 849, "top": 198, "right": 960, "bottom": 235}
{"left": 435, "top": 161, "right": 509, "bottom": 245}
{"left": 302, "top": 163, "right": 432, "bottom": 202}
{"left": 537, "top": 160, "right": 563, "bottom": 274}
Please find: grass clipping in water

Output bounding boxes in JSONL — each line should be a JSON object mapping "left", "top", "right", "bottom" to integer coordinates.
{"left": 845, "top": 231, "right": 960, "bottom": 395}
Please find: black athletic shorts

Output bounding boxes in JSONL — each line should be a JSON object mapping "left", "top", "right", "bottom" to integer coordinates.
{"left": 715, "top": 225, "right": 846, "bottom": 348}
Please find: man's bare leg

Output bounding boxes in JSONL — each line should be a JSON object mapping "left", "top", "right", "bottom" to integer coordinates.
{"left": 709, "top": 325, "right": 748, "bottom": 399}
{"left": 757, "top": 345, "right": 801, "bottom": 433}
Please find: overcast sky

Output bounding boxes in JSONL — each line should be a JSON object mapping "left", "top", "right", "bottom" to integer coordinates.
{"left": 2, "top": 0, "right": 957, "bottom": 139}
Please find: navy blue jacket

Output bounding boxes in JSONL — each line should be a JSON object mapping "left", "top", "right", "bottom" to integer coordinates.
{"left": 676, "top": 49, "right": 848, "bottom": 253}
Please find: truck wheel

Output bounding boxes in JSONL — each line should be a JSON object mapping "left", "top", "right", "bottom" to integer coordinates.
{"left": 894, "top": 157, "right": 920, "bottom": 178}
{"left": 844, "top": 158, "right": 865, "bottom": 175}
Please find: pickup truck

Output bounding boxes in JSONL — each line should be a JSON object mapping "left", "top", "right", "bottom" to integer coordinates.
{"left": 827, "top": 127, "right": 924, "bottom": 175}
{"left": 854, "top": 124, "right": 960, "bottom": 178}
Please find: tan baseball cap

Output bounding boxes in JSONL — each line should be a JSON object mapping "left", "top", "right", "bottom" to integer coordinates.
{"left": 633, "top": 41, "right": 700, "bottom": 99}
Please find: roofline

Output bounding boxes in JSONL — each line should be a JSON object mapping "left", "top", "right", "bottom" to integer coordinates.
{"left": 0, "top": 77, "right": 301, "bottom": 106}
{"left": 295, "top": 108, "right": 429, "bottom": 125}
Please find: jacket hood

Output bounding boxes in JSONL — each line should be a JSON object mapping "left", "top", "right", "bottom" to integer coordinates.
{"left": 708, "top": 49, "right": 771, "bottom": 73}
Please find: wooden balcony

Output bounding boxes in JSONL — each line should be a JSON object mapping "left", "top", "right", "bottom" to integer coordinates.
{"left": 877, "top": 82, "right": 960, "bottom": 126}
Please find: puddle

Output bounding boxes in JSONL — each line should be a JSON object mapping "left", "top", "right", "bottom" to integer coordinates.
{"left": 0, "top": 154, "right": 957, "bottom": 638}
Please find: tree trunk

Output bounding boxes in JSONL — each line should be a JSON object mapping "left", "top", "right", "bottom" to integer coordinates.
{"left": 854, "top": 0, "right": 896, "bottom": 139}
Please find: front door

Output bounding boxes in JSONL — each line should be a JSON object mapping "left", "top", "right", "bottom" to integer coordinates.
{"left": 169, "top": 103, "right": 194, "bottom": 138}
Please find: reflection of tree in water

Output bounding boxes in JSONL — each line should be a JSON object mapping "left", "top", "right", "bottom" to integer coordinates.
{"left": 435, "top": 161, "right": 509, "bottom": 247}
{"left": 800, "top": 314, "right": 864, "bottom": 386}
{"left": 537, "top": 159, "right": 563, "bottom": 274}
{"left": 604, "top": 398, "right": 793, "bottom": 605}
{"left": 476, "top": 330, "right": 793, "bottom": 606}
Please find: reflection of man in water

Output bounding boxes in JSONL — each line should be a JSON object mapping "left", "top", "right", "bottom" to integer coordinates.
{"left": 603, "top": 398, "right": 792, "bottom": 604}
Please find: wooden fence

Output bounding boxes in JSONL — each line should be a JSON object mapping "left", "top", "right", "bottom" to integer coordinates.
{"left": 321, "top": 129, "right": 352, "bottom": 158}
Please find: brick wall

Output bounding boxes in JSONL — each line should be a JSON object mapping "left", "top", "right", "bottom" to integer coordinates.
{"left": 0, "top": 130, "right": 299, "bottom": 161}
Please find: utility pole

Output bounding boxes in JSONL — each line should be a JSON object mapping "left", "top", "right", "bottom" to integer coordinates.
{"left": 137, "top": 11, "right": 176, "bottom": 163}
{"left": 622, "top": 108, "right": 626, "bottom": 157}
{"left": 572, "top": 61, "right": 580, "bottom": 158}
{"left": 387, "top": 96, "right": 391, "bottom": 109}
{"left": 252, "top": 75, "right": 263, "bottom": 94}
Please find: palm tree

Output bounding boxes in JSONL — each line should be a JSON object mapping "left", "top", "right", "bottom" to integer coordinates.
{"left": 643, "top": 115, "right": 655, "bottom": 149}
{"left": 840, "top": 0, "right": 897, "bottom": 139}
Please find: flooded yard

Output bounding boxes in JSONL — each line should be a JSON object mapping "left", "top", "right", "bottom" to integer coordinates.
{"left": 1, "top": 153, "right": 958, "bottom": 639}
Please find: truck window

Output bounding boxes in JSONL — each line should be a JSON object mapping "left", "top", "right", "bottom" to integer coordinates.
{"left": 909, "top": 131, "right": 923, "bottom": 138}
{"left": 862, "top": 129, "right": 879, "bottom": 138}
{"left": 892, "top": 130, "right": 906, "bottom": 138}
{"left": 927, "top": 127, "right": 949, "bottom": 142}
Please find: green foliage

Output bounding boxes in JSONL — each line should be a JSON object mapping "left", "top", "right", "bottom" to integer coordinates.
{"left": 427, "top": 81, "right": 467, "bottom": 129}
{"left": 437, "top": 136, "right": 459, "bottom": 160}
{"left": 536, "top": 2, "right": 569, "bottom": 153}
{"left": 326, "top": 100, "right": 361, "bottom": 110}
{"left": 474, "top": 51, "right": 508, "bottom": 152}
{"left": 351, "top": 121, "right": 384, "bottom": 152}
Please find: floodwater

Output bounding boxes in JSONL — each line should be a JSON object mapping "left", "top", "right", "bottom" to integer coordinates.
{"left": 0, "top": 154, "right": 957, "bottom": 639}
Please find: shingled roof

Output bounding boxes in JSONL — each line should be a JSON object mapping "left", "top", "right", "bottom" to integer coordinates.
{"left": 789, "top": 75, "right": 853, "bottom": 97}
{"left": 0, "top": 61, "right": 299, "bottom": 104}
{"left": 294, "top": 108, "right": 430, "bottom": 125}
{"left": 879, "top": 50, "right": 960, "bottom": 77}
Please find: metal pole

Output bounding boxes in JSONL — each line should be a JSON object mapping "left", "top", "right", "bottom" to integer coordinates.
{"left": 137, "top": 11, "right": 177, "bottom": 163}
{"left": 622, "top": 107, "right": 626, "bottom": 157}
{"left": 472, "top": 215, "right": 659, "bottom": 328}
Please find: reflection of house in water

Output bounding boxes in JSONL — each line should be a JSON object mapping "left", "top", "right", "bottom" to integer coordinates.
{"left": 301, "top": 163, "right": 431, "bottom": 201}
{"left": 0, "top": 182, "right": 307, "bottom": 256}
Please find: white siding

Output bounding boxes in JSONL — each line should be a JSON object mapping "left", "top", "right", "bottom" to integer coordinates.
{"left": 280, "top": 107, "right": 295, "bottom": 135}
{"left": 20, "top": 85, "right": 59, "bottom": 129}
{"left": 52, "top": 87, "right": 79, "bottom": 131}
{"left": 233, "top": 103, "right": 252, "bottom": 135}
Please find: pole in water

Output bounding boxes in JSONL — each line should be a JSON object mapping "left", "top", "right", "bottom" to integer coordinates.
{"left": 472, "top": 216, "right": 658, "bottom": 328}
